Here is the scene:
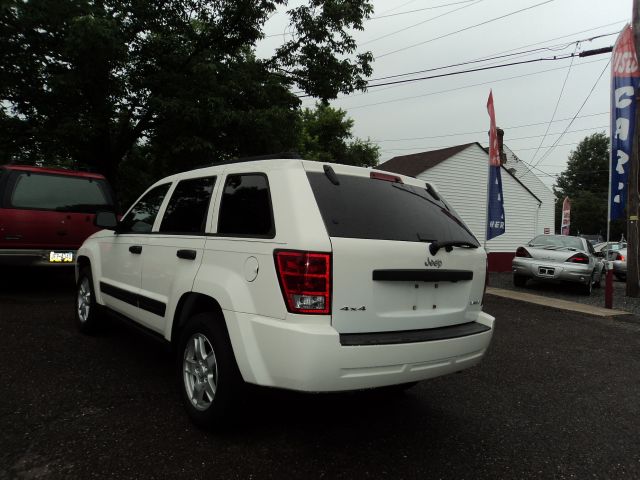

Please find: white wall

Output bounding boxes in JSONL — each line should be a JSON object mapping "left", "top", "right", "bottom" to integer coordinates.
{"left": 415, "top": 143, "right": 541, "bottom": 253}
{"left": 503, "top": 145, "right": 556, "bottom": 234}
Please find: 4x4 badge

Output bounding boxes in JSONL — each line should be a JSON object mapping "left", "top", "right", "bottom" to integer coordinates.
{"left": 340, "top": 306, "right": 366, "bottom": 311}
{"left": 425, "top": 258, "right": 443, "bottom": 268}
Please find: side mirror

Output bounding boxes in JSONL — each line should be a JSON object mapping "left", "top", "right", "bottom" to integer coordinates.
{"left": 95, "top": 211, "right": 118, "bottom": 230}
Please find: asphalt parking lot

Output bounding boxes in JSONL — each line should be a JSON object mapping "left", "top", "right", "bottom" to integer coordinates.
{"left": 2, "top": 268, "right": 640, "bottom": 479}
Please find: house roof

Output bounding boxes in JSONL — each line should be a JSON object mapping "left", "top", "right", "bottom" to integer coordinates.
{"left": 377, "top": 143, "right": 478, "bottom": 177}
{"left": 377, "top": 142, "right": 542, "bottom": 204}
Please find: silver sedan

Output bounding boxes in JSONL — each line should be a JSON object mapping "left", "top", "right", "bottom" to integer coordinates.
{"left": 611, "top": 248, "right": 627, "bottom": 280}
{"left": 512, "top": 234, "right": 605, "bottom": 295}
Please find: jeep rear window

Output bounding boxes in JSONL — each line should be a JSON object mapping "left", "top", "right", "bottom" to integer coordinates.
{"left": 307, "top": 172, "right": 479, "bottom": 245}
{"left": 9, "top": 172, "right": 112, "bottom": 212}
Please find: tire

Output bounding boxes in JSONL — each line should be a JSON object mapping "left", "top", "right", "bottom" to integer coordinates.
{"left": 513, "top": 274, "right": 527, "bottom": 287}
{"left": 615, "top": 273, "right": 626, "bottom": 281}
{"left": 594, "top": 267, "right": 605, "bottom": 288}
{"left": 581, "top": 272, "right": 594, "bottom": 296}
{"left": 176, "top": 312, "right": 242, "bottom": 430}
{"left": 75, "top": 266, "right": 101, "bottom": 334}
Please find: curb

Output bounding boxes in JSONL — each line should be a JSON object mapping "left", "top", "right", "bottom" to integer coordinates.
{"left": 486, "top": 287, "right": 628, "bottom": 317}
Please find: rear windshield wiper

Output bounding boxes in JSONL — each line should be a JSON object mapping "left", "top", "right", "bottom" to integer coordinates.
{"left": 429, "top": 240, "right": 479, "bottom": 255}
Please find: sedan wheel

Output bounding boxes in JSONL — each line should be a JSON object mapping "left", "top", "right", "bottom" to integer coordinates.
{"left": 582, "top": 272, "right": 594, "bottom": 296}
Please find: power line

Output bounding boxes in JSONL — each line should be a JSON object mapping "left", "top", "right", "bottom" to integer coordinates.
{"left": 374, "top": 112, "right": 608, "bottom": 142}
{"left": 300, "top": 49, "right": 611, "bottom": 99}
{"left": 521, "top": 57, "right": 611, "bottom": 180}
{"left": 376, "top": 125, "right": 608, "bottom": 150}
{"left": 376, "top": 0, "right": 556, "bottom": 59}
{"left": 369, "top": 1, "right": 477, "bottom": 20}
{"left": 345, "top": 57, "right": 608, "bottom": 110}
{"left": 262, "top": 0, "right": 477, "bottom": 39}
{"left": 360, "top": 0, "right": 482, "bottom": 46}
{"left": 528, "top": 43, "right": 580, "bottom": 164}
{"left": 366, "top": 54, "right": 574, "bottom": 88}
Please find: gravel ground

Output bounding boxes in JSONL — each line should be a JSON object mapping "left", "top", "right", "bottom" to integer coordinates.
{"left": 489, "top": 271, "right": 640, "bottom": 315}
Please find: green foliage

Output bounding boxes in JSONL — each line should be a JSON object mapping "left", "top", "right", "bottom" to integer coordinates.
{"left": 553, "top": 132, "right": 624, "bottom": 238}
{"left": 0, "top": 0, "right": 374, "bottom": 201}
{"left": 298, "top": 103, "right": 379, "bottom": 167}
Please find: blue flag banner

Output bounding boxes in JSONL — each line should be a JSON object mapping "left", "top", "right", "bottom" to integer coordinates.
{"left": 486, "top": 90, "right": 506, "bottom": 240}
{"left": 487, "top": 165, "right": 506, "bottom": 240}
{"left": 610, "top": 24, "right": 640, "bottom": 221}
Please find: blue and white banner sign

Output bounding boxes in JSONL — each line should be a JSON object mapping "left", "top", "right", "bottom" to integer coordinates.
{"left": 610, "top": 24, "right": 640, "bottom": 221}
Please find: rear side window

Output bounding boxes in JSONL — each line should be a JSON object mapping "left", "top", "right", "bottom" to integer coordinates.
{"left": 9, "top": 172, "right": 112, "bottom": 212}
{"left": 307, "top": 172, "right": 479, "bottom": 245}
{"left": 217, "top": 174, "right": 274, "bottom": 237}
{"left": 159, "top": 177, "right": 216, "bottom": 234}
{"left": 119, "top": 183, "right": 171, "bottom": 233}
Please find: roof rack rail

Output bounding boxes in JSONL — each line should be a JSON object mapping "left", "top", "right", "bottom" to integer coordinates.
{"left": 185, "top": 152, "right": 303, "bottom": 173}
{"left": 234, "top": 152, "right": 302, "bottom": 162}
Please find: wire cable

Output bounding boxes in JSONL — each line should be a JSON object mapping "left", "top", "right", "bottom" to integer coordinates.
{"left": 528, "top": 43, "right": 580, "bottom": 165}
{"left": 375, "top": 0, "right": 556, "bottom": 59}
{"left": 360, "top": 0, "right": 483, "bottom": 46}
{"left": 374, "top": 112, "right": 608, "bottom": 142}
{"left": 344, "top": 57, "right": 607, "bottom": 110}
{"left": 521, "top": 58, "right": 611, "bottom": 182}
{"left": 369, "top": 1, "right": 477, "bottom": 20}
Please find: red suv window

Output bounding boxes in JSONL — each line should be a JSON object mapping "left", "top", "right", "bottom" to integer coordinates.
{"left": 8, "top": 171, "right": 112, "bottom": 212}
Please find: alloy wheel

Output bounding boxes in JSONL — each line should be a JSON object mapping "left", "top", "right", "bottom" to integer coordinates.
{"left": 183, "top": 333, "right": 218, "bottom": 411}
{"left": 77, "top": 277, "right": 91, "bottom": 323}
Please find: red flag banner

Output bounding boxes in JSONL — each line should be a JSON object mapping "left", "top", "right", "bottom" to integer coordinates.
{"left": 561, "top": 197, "right": 571, "bottom": 235}
{"left": 487, "top": 91, "right": 501, "bottom": 167}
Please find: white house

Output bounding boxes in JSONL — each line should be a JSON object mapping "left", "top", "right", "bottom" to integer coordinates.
{"left": 378, "top": 142, "right": 555, "bottom": 272}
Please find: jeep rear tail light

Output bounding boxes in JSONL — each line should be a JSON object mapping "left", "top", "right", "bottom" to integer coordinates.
{"left": 515, "top": 247, "right": 531, "bottom": 258}
{"left": 274, "top": 250, "right": 331, "bottom": 314}
{"left": 567, "top": 253, "right": 589, "bottom": 264}
{"left": 616, "top": 252, "right": 625, "bottom": 261}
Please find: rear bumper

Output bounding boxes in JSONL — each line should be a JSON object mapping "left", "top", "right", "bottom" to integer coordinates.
{"left": 0, "top": 249, "right": 77, "bottom": 266}
{"left": 224, "top": 310, "right": 494, "bottom": 392}
{"left": 512, "top": 258, "right": 592, "bottom": 284}
{"left": 613, "top": 261, "right": 626, "bottom": 276}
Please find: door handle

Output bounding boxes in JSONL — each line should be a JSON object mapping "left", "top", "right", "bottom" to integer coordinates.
{"left": 177, "top": 249, "right": 197, "bottom": 260}
{"left": 129, "top": 245, "right": 142, "bottom": 254}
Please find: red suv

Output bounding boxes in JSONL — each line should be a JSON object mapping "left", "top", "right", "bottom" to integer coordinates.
{"left": 0, "top": 165, "right": 115, "bottom": 266}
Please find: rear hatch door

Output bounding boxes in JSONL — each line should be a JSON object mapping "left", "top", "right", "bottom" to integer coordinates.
{"left": 305, "top": 165, "right": 486, "bottom": 334}
{"left": 0, "top": 169, "right": 114, "bottom": 250}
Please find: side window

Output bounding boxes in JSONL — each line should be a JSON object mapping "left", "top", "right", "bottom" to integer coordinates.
{"left": 119, "top": 184, "right": 171, "bottom": 233}
{"left": 159, "top": 176, "right": 216, "bottom": 234}
{"left": 217, "top": 174, "right": 274, "bottom": 237}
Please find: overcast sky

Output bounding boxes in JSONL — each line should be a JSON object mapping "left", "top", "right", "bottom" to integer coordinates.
{"left": 257, "top": 0, "right": 632, "bottom": 190}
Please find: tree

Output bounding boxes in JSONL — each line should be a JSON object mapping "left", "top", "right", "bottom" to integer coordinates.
{"left": 0, "top": 0, "right": 374, "bottom": 193}
{"left": 298, "top": 103, "right": 379, "bottom": 167}
{"left": 554, "top": 132, "right": 624, "bottom": 239}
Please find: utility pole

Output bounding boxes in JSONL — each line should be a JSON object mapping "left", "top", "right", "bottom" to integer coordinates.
{"left": 628, "top": 0, "right": 640, "bottom": 297}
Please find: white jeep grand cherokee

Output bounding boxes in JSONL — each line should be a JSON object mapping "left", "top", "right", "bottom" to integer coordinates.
{"left": 75, "top": 156, "right": 494, "bottom": 428}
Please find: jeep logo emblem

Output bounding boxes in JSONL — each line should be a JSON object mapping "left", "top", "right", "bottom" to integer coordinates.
{"left": 425, "top": 258, "right": 443, "bottom": 268}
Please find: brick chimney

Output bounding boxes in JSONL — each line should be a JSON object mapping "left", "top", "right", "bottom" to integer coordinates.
{"left": 496, "top": 127, "right": 507, "bottom": 165}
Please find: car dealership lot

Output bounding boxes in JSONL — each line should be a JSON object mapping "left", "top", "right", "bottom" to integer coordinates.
{"left": 2, "top": 269, "right": 640, "bottom": 479}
